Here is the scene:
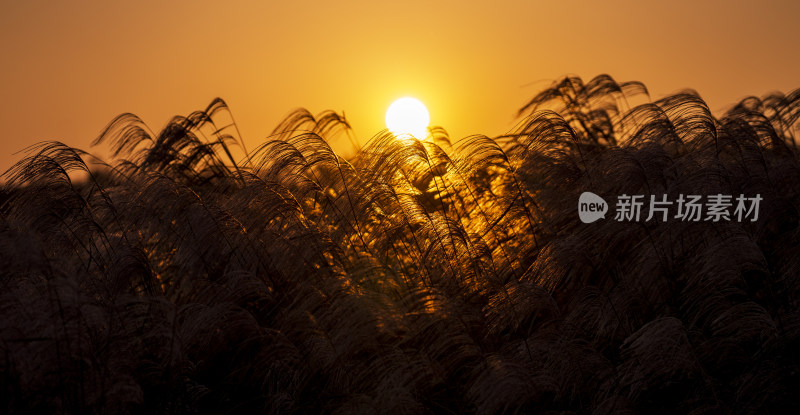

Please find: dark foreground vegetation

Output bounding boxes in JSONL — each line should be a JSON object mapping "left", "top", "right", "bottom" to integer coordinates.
{"left": 1, "top": 75, "right": 800, "bottom": 414}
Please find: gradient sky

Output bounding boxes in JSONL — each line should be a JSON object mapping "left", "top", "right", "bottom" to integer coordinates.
{"left": 1, "top": 0, "right": 798, "bottom": 171}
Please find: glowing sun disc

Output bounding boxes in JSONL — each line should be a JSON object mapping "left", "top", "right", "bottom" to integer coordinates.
{"left": 385, "top": 97, "right": 430, "bottom": 138}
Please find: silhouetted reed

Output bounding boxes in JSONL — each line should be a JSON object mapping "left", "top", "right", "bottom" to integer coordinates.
{"left": 1, "top": 75, "right": 799, "bottom": 414}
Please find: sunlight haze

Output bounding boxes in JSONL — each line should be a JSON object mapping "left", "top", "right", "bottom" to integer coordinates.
{"left": 0, "top": 0, "right": 798, "bottom": 171}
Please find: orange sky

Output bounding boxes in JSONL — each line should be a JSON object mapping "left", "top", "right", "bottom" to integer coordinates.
{"left": 1, "top": 0, "right": 798, "bottom": 172}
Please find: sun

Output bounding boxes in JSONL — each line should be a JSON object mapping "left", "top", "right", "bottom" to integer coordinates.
{"left": 385, "top": 97, "right": 430, "bottom": 138}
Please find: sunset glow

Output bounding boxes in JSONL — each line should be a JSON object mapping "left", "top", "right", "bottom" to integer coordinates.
{"left": 1, "top": 1, "right": 799, "bottom": 412}
{"left": 385, "top": 97, "right": 430, "bottom": 138}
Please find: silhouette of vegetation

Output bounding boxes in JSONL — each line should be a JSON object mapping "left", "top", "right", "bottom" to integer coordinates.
{"left": 1, "top": 75, "right": 799, "bottom": 414}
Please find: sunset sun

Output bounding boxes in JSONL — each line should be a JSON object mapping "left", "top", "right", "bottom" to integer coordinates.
{"left": 2, "top": 1, "right": 799, "bottom": 413}
{"left": 385, "top": 97, "right": 430, "bottom": 138}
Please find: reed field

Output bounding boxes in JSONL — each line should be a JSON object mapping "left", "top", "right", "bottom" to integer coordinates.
{"left": 1, "top": 75, "right": 799, "bottom": 414}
